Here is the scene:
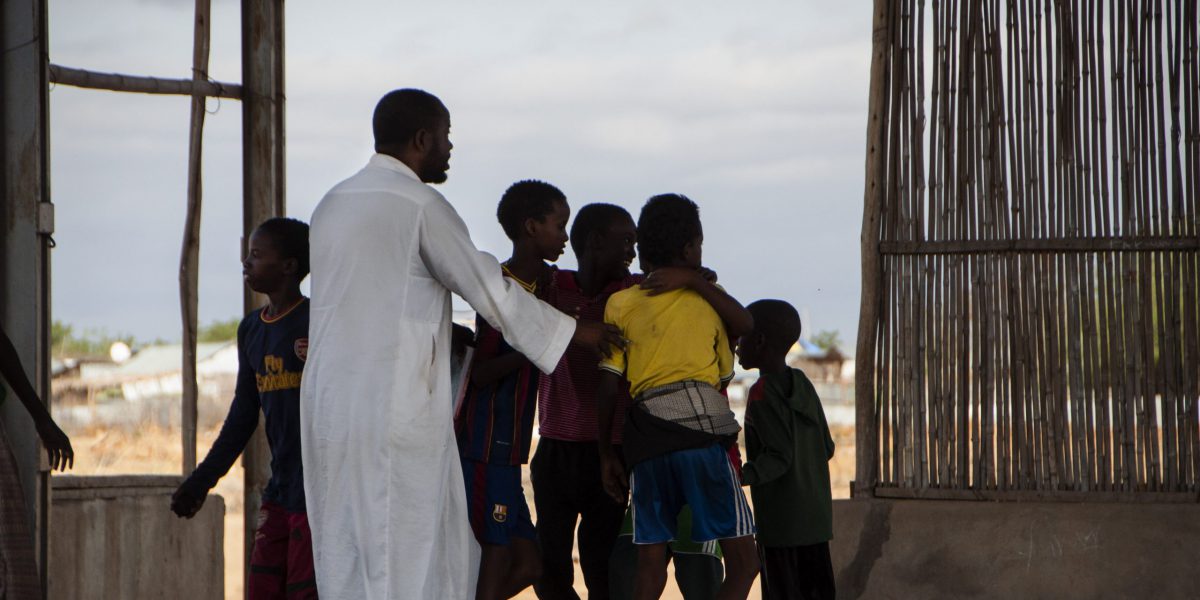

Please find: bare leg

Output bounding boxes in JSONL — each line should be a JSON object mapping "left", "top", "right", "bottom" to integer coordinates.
{"left": 476, "top": 543, "right": 513, "bottom": 600}
{"left": 672, "top": 549, "right": 722, "bottom": 600}
{"left": 500, "top": 538, "right": 543, "bottom": 599}
{"left": 714, "top": 535, "right": 759, "bottom": 600}
{"left": 477, "top": 539, "right": 544, "bottom": 600}
{"left": 632, "top": 543, "right": 669, "bottom": 600}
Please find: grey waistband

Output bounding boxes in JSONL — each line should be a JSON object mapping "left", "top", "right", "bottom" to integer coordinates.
{"left": 634, "top": 380, "right": 741, "bottom": 437}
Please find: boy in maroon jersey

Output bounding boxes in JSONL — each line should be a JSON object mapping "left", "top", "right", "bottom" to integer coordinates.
{"left": 532, "top": 203, "right": 639, "bottom": 599}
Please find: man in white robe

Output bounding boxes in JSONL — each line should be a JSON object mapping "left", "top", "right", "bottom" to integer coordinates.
{"left": 300, "top": 89, "right": 620, "bottom": 599}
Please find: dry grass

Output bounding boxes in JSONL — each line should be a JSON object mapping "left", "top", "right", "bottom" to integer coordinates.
{"left": 59, "top": 421, "right": 855, "bottom": 599}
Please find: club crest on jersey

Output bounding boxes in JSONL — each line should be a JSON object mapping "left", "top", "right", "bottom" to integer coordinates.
{"left": 295, "top": 338, "right": 308, "bottom": 362}
{"left": 492, "top": 504, "right": 508, "bottom": 523}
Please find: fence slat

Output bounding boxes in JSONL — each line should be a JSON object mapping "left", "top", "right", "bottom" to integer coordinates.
{"left": 863, "top": 0, "right": 1198, "bottom": 500}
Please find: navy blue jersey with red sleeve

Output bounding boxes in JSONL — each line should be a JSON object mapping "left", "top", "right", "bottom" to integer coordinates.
{"left": 180, "top": 299, "right": 309, "bottom": 512}
{"left": 454, "top": 270, "right": 549, "bottom": 465}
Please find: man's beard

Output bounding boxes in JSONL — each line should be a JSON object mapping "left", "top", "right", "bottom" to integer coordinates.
{"left": 420, "top": 160, "right": 449, "bottom": 184}
{"left": 422, "top": 169, "right": 449, "bottom": 184}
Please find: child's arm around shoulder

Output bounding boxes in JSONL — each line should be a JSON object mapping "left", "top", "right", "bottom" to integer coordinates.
{"left": 640, "top": 267, "right": 753, "bottom": 337}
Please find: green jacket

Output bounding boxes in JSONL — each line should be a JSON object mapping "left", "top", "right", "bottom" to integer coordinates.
{"left": 742, "top": 367, "right": 834, "bottom": 547}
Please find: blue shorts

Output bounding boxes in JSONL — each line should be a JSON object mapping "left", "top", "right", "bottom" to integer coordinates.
{"left": 629, "top": 444, "right": 755, "bottom": 545}
{"left": 460, "top": 458, "right": 536, "bottom": 546}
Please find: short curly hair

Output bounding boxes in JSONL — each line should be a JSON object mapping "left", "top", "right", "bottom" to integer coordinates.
{"left": 496, "top": 180, "right": 567, "bottom": 241}
{"left": 569, "top": 203, "right": 632, "bottom": 257}
{"left": 747, "top": 299, "right": 802, "bottom": 352}
{"left": 255, "top": 217, "right": 310, "bottom": 279}
{"left": 636, "top": 194, "right": 701, "bottom": 268}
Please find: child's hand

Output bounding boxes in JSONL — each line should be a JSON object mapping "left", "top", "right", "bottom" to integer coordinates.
{"left": 34, "top": 418, "right": 73, "bottom": 471}
{"left": 170, "top": 486, "right": 206, "bottom": 519}
{"left": 599, "top": 452, "right": 628, "bottom": 504}
{"left": 640, "top": 267, "right": 703, "bottom": 296}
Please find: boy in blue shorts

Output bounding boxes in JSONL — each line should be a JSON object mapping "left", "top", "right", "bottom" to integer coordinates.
{"left": 454, "top": 180, "right": 570, "bottom": 600}
{"left": 596, "top": 194, "right": 759, "bottom": 600}
{"left": 171, "top": 217, "right": 316, "bottom": 600}
{"left": 737, "top": 300, "right": 835, "bottom": 600}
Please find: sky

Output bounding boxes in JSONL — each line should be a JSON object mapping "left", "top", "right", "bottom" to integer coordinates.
{"left": 46, "top": 0, "right": 871, "bottom": 349}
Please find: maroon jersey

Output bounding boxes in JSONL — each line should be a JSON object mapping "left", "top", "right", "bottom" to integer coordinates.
{"left": 538, "top": 269, "right": 642, "bottom": 443}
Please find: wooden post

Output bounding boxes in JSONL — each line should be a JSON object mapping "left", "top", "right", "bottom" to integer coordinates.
{"left": 180, "top": 0, "right": 212, "bottom": 474}
{"left": 1, "top": 0, "right": 53, "bottom": 590}
{"left": 241, "top": 0, "right": 285, "bottom": 593}
{"left": 855, "top": 0, "right": 893, "bottom": 498}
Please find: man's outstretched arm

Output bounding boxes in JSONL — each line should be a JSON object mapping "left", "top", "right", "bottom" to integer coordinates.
{"left": 417, "top": 197, "right": 623, "bottom": 370}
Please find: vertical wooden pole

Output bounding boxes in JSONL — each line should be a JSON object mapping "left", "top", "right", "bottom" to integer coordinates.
{"left": 1, "top": 0, "right": 53, "bottom": 593}
{"left": 856, "top": 0, "right": 893, "bottom": 498}
{"left": 181, "top": 0, "right": 212, "bottom": 476}
{"left": 241, "top": 0, "right": 285, "bottom": 593}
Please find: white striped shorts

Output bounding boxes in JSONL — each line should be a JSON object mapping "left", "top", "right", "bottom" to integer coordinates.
{"left": 629, "top": 443, "right": 756, "bottom": 544}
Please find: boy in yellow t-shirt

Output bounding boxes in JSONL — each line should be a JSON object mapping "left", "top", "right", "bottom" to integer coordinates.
{"left": 595, "top": 193, "right": 759, "bottom": 600}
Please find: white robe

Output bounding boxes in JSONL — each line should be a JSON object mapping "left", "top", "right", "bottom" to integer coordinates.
{"left": 300, "top": 154, "right": 575, "bottom": 600}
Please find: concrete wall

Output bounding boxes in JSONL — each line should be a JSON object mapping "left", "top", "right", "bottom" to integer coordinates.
{"left": 831, "top": 498, "right": 1200, "bottom": 599}
{"left": 49, "top": 475, "right": 224, "bottom": 600}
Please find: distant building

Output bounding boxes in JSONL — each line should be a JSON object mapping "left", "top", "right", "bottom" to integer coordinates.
{"left": 52, "top": 341, "right": 238, "bottom": 404}
{"left": 788, "top": 339, "right": 846, "bottom": 383}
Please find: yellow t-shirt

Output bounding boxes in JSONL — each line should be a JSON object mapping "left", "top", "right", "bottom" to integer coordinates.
{"left": 599, "top": 285, "right": 734, "bottom": 398}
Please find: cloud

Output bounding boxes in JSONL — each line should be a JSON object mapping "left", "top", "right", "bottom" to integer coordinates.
{"left": 46, "top": 0, "right": 875, "bottom": 344}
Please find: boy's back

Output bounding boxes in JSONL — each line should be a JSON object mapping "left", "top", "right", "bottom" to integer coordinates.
{"left": 601, "top": 286, "right": 733, "bottom": 399}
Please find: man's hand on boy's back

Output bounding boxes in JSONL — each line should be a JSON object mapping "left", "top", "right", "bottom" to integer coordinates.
{"left": 170, "top": 484, "right": 207, "bottom": 519}
{"left": 571, "top": 320, "right": 626, "bottom": 359}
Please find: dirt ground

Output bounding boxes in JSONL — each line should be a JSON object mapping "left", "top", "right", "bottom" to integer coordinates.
{"left": 63, "top": 422, "right": 855, "bottom": 599}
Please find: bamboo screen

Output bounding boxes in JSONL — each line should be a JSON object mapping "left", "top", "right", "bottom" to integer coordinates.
{"left": 858, "top": 0, "right": 1199, "bottom": 501}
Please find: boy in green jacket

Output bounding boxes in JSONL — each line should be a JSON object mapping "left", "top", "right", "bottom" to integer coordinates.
{"left": 735, "top": 299, "right": 835, "bottom": 600}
